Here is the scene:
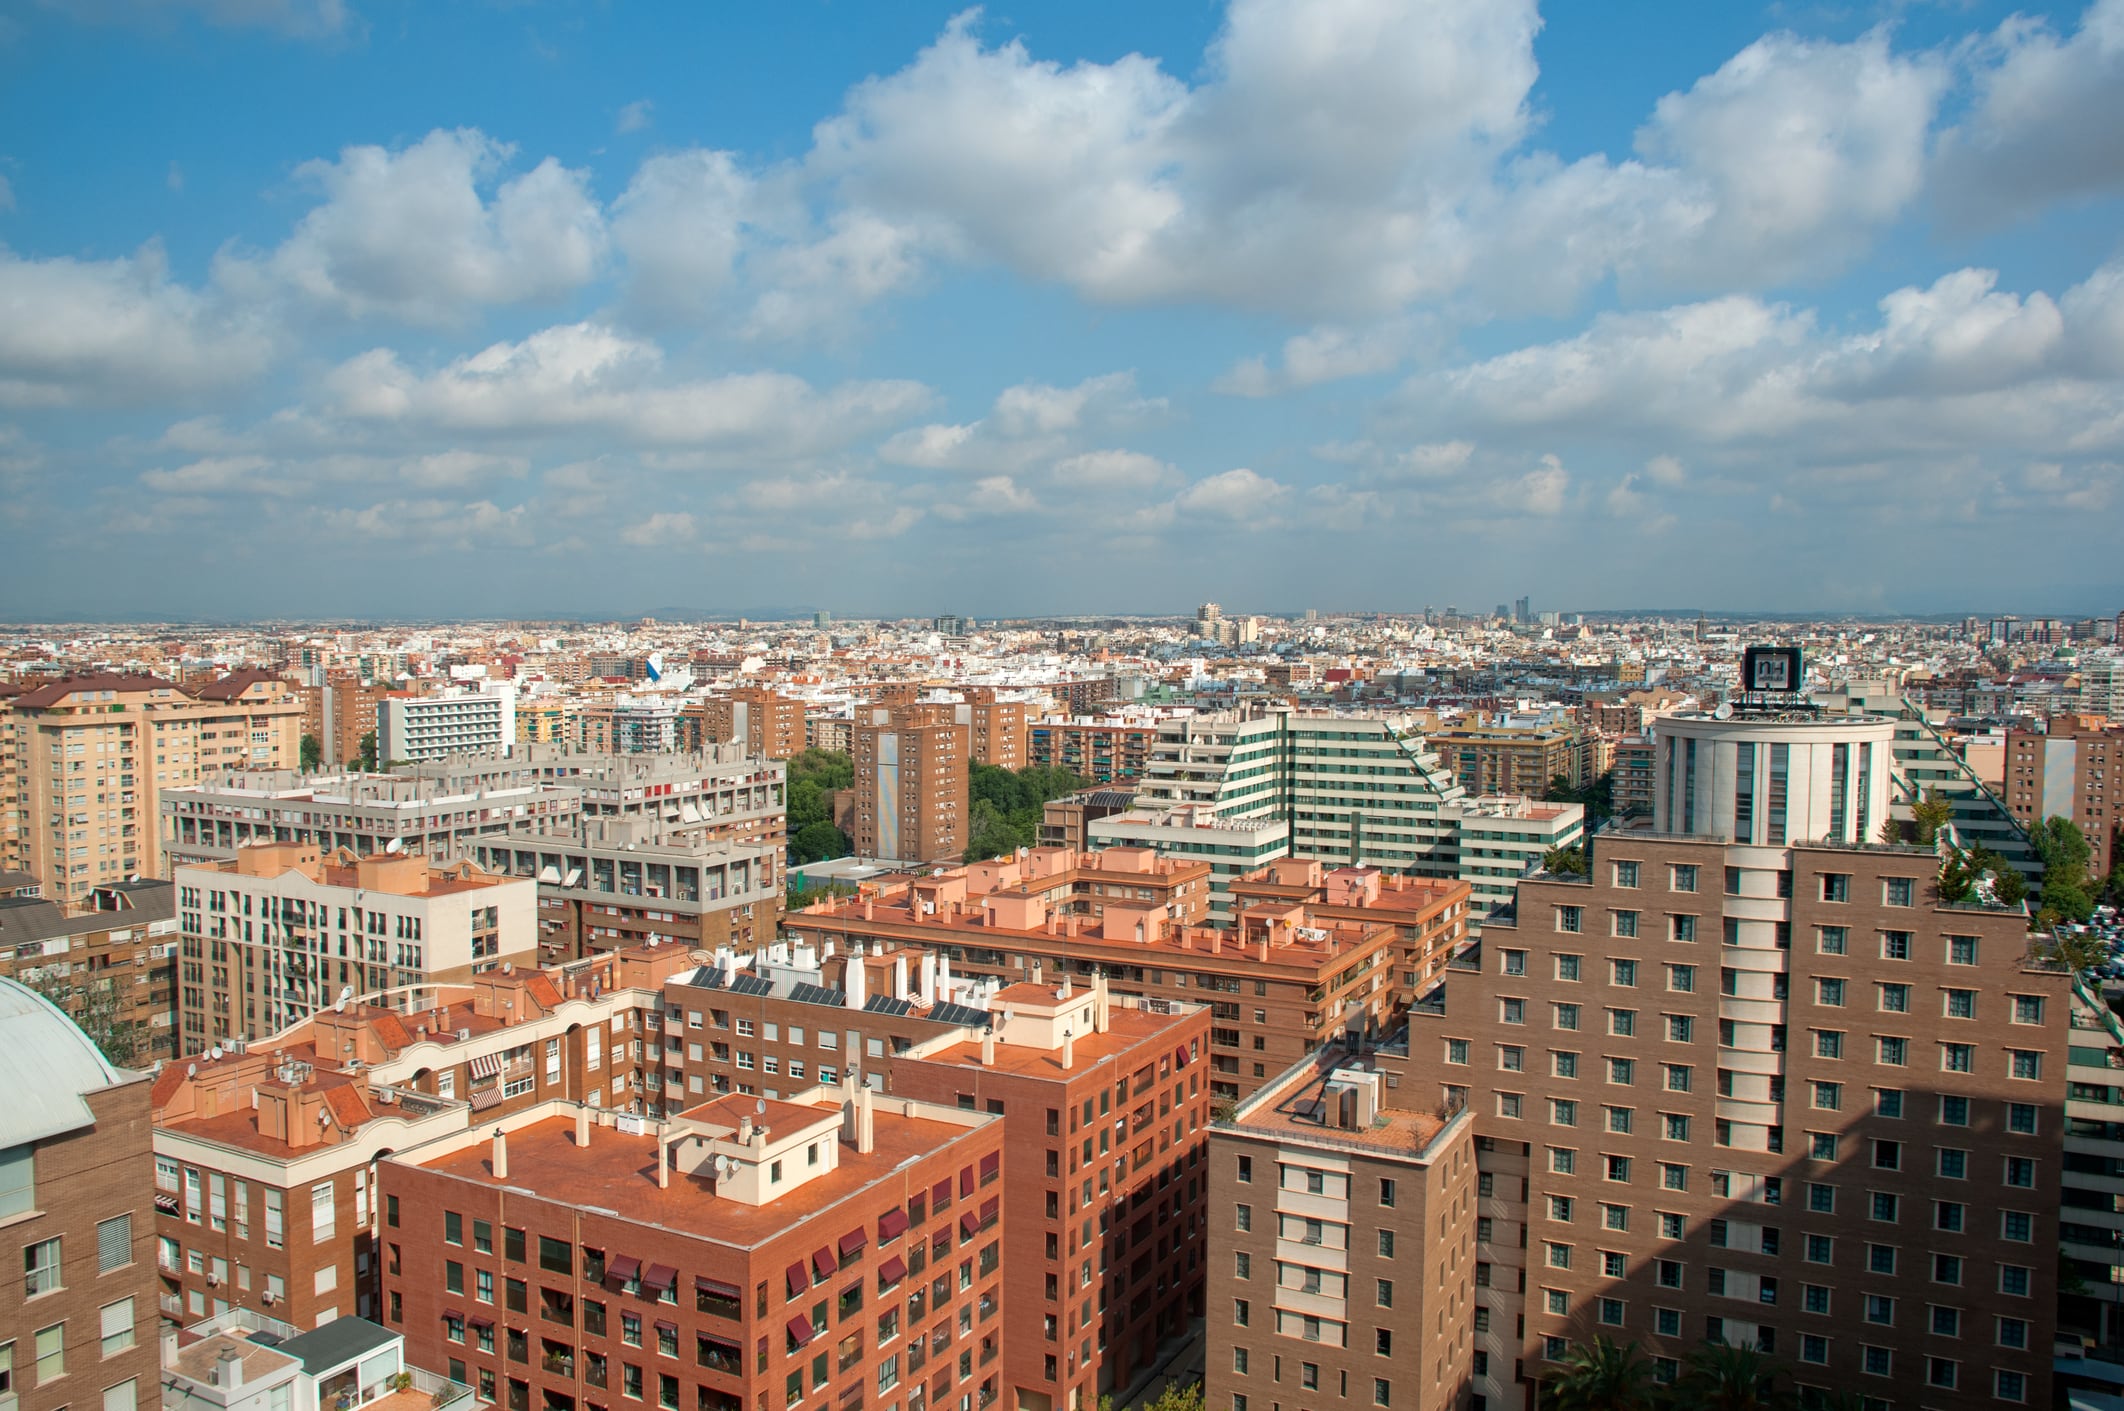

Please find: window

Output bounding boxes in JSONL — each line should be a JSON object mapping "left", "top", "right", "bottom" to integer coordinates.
{"left": 1444, "top": 1039, "right": 1468, "bottom": 1066}
{"left": 1666, "top": 965, "right": 1695, "bottom": 993}
{"left": 1807, "top": 1182, "right": 1835, "bottom": 1213}
{"left": 1880, "top": 932, "right": 1911, "bottom": 961}
{"left": 1378, "top": 1179, "right": 1396, "bottom": 1208}
{"left": 1498, "top": 1045, "right": 1524, "bottom": 1072}
{"left": 1877, "top": 983, "right": 1909, "bottom": 1013}
{"left": 25, "top": 1237, "right": 61, "bottom": 1297}
{"left": 1816, "top": 978, "right": 1845, "bottom": 1007}
{"left": 104, "top": 1379, "right": 137, "bottom": 1411}
{"left": 1552, "top": 1052, "right": 1579, "bottom": 1080}
{"left": 34, "top": 1324, "right": 65, "bottom": 1384}
{"left": 100, "top": 1297, "right": 135, "bottom": 1357}
{"left": 1501, "top": 950, "right": 1527, "bottom": 976}
{"left": 1670, "top": 915, "right": 1696, "bottom": 943}
{"left": 1877, "top": 1037, "right": 1907, "bottom": 1066}
{"left": 0, "top": 1146, "right": 34, "bottom": 1218}
{"left": 2009, "top": 1050, "right": 2042, "bottom": 1081}
{"left": 1937, "top": 1149, "right": 1967, "bottom": 1180}
{"left": 1800, "top": 1335, "right": 1828, "bottom": 1365}
{"left": 1943, "top": 989, "right": 1975, "bottom": 1019}
{"left": 1554, "top": 1004, "right": 1581, "bottom": 1031}
{"left": 1999, "top": 1265, "right": 2031, "bottom": 1297}
{"left": 1805, "top": 1236, "right": 1831, "bottom": 1265}
{"left": 1867, "top": 1245, "right": 1896, "bottom": 1276}
{"left": 1997, "top": 1318, "right": 2029, "bottom": 1350}
{"left": 2004, "top": 1157, "right": 2035, "bottom": 1188}
{"left": 1997, "top": 1371, "right": 2027, "bottom": 1403}
{"left": 1941, "top": 1043, "right": 1972, "bottom": 1073}
{"left": 1940, "top": 1095, "right": 1970, "bottom": 1126}
{"left": 1946, "top": 935, "right": 1977, "bottom": 965}
{"left": 1662, "top": 1114, "right": 1689, "bottom": 1142}
{"left": 1608, "top": 1058, "right": 1635, "bottom": 1085}
{"left": 1377, "top": 1231, "right": 1394, "bottom": 1258}
{"left": 1606, "top": 1108, "right": 1633, "bottom": 1135}
{"left": 1615, "top": 861, "right": 1640, "bottom": 888}
{"left": 1663, "top": 1065, "right": 1691, "bottom": 1093}
{"left": 1821, "top": 874, "right": 1850, "bottom": 902}
{"left": 2001, "top": 1210, "right": 2032, "bottom": 1242}
{"left": 1500, "top": 999, "right": 1525, "bottom": 1026}
{"left": 1865, "top": 1295, "right": 1894, "bottom": 1326}
{"left": 1884, "top": 877, "right": 1914, "bottom": 907}
{"left": 1818, "top": 926, "right": 1848, "bottom": 955}
{"left": 1869, "top": 1192, "right": 1898, "bottom": 1222}
{"left": 1605, "top": 1156, "right": 1631, "bottom": 1182}
{"left": 1666, "top": 1016, "right": 1693, "bottom": 1043}
{"left": 1671, "top": 865, "right": 1697, "bottom": 892}
{"left": 1659, "top": 1164, "right": 1686, "bottom": 1192}
{"left": 1862, "top": 1347, "right": 1891, "bottom": 1378}
{"left": 1557, "top": 910, "right": 1583, "bottom": 937}
{"left": 310, "top": 1180, "right": 335, "bottom": 1243}
{"left": 1814, "top": 1030, "right": 1843, "bottom": 1060}
{"left": 2007, "top": 1102, "right": 2037, "bottom": 1134}
{"left": 1934, "top": 1254, "right": 1962, "bottom": 1285}
{"left": 1613, "top": 912, "right": 1639, "bottom": 939}
{"left": 1811, "top": 1082, "right": 1841, "bottom": 1111}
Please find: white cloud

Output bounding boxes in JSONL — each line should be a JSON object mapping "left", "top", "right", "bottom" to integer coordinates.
{"left": 1214, "top": 321, "right": 1412, "bottom": 396}
{"left": 1934, "top": 0, "right": 2124, "bottom": 223}
{"left": 1644, "top": 453, "right": 1687, "bottom": 486}
{"left": 136, "top": 448, "right": 527, "bottom": 497}
{"left": 323, "top": 321, "right": 932, "bottom": 451}
{"left": 616, "top": 100, "right": 655, "bottom": 135}
{"left": 1048, "top": 449, "right": 1181, "bottom": 490}
{"left": 620, "top": 510, "right": 696, "bottom": 545}
{"left": 221, "top": 129, "right": 606, "bottom": 322}
{"left": 610, "top": 150, "right": 753, "bottom": 323}
{"left": 0, "top": 243, "right": 273, "bottom": 406}
{"left": 319, "top": 497, "right": 532, "bottom": 545}
{"left": 879, "top": 372, "right": 1158, "bottom": 471}
{"left": 1174, "top": 467, "right": 1288, "bottom": 520}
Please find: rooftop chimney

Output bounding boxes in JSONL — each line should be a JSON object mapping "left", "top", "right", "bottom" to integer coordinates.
{"left": 214, "top": 1349, "right": 245, "bottom": 1392}
{"left": 576, "top": 1106, "right": 591, "bottom": 1148}
{"left": 1061, "top": 1027, "right": 1075, "bottom": 1072}
{"left": 491, "top": 1127, "right": 508, "bottom": 1180}
{"left": 857, "top": 1085, "right": 875, "bottom": 1155}
{"left": 846, "top": 956, "right": 868, "bottom": 1010}
{"left": 981, "top": 1026, "right": 996, "bottom": 1066}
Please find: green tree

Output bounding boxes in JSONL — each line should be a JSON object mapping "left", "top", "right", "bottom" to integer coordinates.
{"left": 1544, "top": 770, "right": 1615, "bottom": 826}
{"left": 1679, "top": 1340, "right": 1782, "bottom": 1411}
{"left": 300, "top": 733, "right": 323, "bottom": 771}
{"left": 2033, "top": 815, "right": 2097, "bottom": 920}
{"left": 1935, "top": 846, "right": 1978, "bottom": 906}
{"left": 963, "top": 762, "right": 1089, "bottom": 863}
{"left": 791, "top": 820, "right": 852, "bottom": 866}
{"left": 356, "top": 730, "right": 379, "bottom": 772}
{"left": 1541, "top": 846, "right": 1588, "bottom": 877}
{"left": 1542, "top": 1337, "right": 1661, "bottom": 1411}
{"left": 1910, "top": 787, "right": 1956, "bottom": 845}
{"left": 23, "top": 969, "right": 147, "bottom": 1068}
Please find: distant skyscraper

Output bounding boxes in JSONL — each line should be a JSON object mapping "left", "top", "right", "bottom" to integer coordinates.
{"left": 1513, "top": 595, "right": 1531, "bottom": 624}
{"left": 812, "top": 609, "right": 831, "bottom": 628}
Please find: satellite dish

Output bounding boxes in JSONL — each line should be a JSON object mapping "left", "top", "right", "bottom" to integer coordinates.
{"left": 187, "top": 1063, "right": 198, "bottom": 1077}
{"left": 755, "top": 1099, "right": 767, "bottom": 1114}
{"left": 384, "top": 837, "right": 404, "bottom": 854}
{"left": 208, "top": 1045, "right": 224, "bottom": 1061}
{"left": 1714, "top": 702, "right": 1734, "bottom": 720}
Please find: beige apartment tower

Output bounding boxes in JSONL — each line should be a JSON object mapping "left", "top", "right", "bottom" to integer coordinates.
{"left": 851, "top": 706, "right": 968, "bottom": 865}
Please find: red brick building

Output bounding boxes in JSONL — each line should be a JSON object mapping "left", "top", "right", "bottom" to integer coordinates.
{"left": 379, "top": 1088, "right": 1006, "bottom": 1411}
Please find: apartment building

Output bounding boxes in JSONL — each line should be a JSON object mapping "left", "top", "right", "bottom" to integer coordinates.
{"left": 151, "top": 945, "right": 701, "bottom": 1330}
{"left": 2060, "top": 975, "right": 2124, "bottom": 1365}
{"left": 1038, "top": 788, "right": 1139, "bottom": 854}
{"left": 2, "top": 672, "right": 303, "bottom": 901}
{"left": 377, "top": 687, "right": 516, "bottom": 764}
{"left": 1226, "top": 861, "right": 1471, "bottom": 1008}
{"left": 635, "top": 936, "right": 1213, "bottom": 1411}
{"left": 1430, "top": 723, "right": 1581, "bottom": 796}
{"left": 2003, "top": 716, "right": 2123, "bottom": 877}
{"left": 0, "top": 978, "right": 161, "bottom": 1411}
{"left": 1446, "top": 797, "right": 1585, "bottom": 924}
{"left": 1207, "top": 1048, "right": 1479, "bottom": 1411}
{"left": 465, "top": 820, "right": 780, "bottom": 965}
{"left": 1611, "top": 736, "right": 1655, "bottom": 819}
{"left": 783, "top": 847, "right": 1422, "bottom": 1101}
{"left": 699, "top": 690, "right": 806, "bottom": 760}
{"left": 321, "top": 674, "right": 395, "bottom": 767}
{"left": 1028, "top": 721, "right": 1161, "bottom": 783}
{"left": 1086, "top": 807, "right": 1291, "bottom": 921}
{"left": 377, "top": 1086, "right": 1007, "bottom": 1411}
{"left": 172, "top": 843, "right": 538, "bottom": 1053}
{"left": 809, "top": 716, "right": 856, "bottom": 755}
{"left": 960, "top": 691, "right": 1033, "bottom": 770}
{"left": 1396, "top": 705, "right": 2069, "bottom": 1410}
{"left": 0, "top": 879, "right": 179, "bottom": 1067}
{"left": 852, "top": 708, "right": 968, "bottom": 866}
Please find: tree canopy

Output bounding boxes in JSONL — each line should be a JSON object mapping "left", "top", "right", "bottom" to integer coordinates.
{"left": 2033, "top": 815, "right": 2097, "bottom": 925}
{"left": 964, "top": 762, "right": 1092, "bottom": 863}
{"left": 1544, "top": 770, "right": 1615, "bottom": 825}
{"left": 787, "top": 749, "right": 854, "bottom": 865}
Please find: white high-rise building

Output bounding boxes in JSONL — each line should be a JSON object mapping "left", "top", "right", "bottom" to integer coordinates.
{"left": 377, "top": 684, "right": 516, "bottom": 763}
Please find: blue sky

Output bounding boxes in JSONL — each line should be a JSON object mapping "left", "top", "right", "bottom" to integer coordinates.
{"left": 2, "top": 0, "right": 2121, "bottom": 621}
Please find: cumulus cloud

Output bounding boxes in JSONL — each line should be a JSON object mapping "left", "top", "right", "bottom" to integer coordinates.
{"left": 879, "top": 372, "right": 1160, "bottom": 471}
{"left": 323, "top": 321, "right": 932, "bottom": 451}
{"left": 1933, "top": 0, "right": 2124, "bottom": 223}
{"left": 1048, "top": 449, "right": 1182, "bottom": 490}
{"left": 1173, "top": 467, "right": 1288, "bottom": 520}
{"left": 616, "top": 100, "right": 654, "bottom": 134}
{"left": 620, "top": 510, "right": 696, "bottom": 545}
{"left": 0, "top": 243, "right": 273, "bottom": 406}
{"left": 1215, "top": 321, "right": 1414, "bottom": 396}
{"left": 609, "top": 150, "right": 753, "bottom": 323}
{"left": 219, "top": 129, "right": 606, "bottom": 322}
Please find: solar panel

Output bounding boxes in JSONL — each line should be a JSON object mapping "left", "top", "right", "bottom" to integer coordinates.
{"left": 929, "top": 1003, "right": 992, "bottom": 1029}
{"left": 789, "top": 982, "right": 842, "bottom": 1008}
{"left": 728, "top": 973, "right": 775, "bottom": 997}
{"left": 862, "top": 995, "right": 914, "bottom": 1017}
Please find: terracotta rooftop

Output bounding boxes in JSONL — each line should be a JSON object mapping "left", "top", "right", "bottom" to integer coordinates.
{"left": 11, "top": 672, "right": 182, "bottom": 708}
{"left": 415, "top": 1111, "right": 981, "bottom": 1244}
{"left": 911, "top": 1005, "right": 1189, "bottom": 1080}
{"left": 191, "top": 668, "right": 288, "bottom": 702}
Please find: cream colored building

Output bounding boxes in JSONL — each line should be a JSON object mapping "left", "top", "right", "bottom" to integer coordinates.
{"left": 1, "top": 672, "right": 303, "bottom": 903}
{"left": 172, "top": 842, "right": 537, "bottom": 1054}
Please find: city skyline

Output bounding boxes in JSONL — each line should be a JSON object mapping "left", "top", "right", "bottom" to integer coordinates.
{"left": 3, "top": 0, "right": 2122, "bottom": 617}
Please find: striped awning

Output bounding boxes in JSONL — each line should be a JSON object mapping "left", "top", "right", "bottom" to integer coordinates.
{"left": 470, "top": 1052, "right": 504, "bottom": 1080}
{"left": 469, "top": 1087, "right": 502, "bottom": 1112}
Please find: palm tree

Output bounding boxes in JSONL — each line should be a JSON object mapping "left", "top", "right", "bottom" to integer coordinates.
{"left": 1681, "top": 1340, "right": 1784, "bottom": 1411}
{"left": 1542, "top": 1336, "right": 1661, "bottom": 1411}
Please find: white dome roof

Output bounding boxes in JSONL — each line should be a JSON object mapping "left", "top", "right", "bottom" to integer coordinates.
{"left": 0, "top": 978, "right": 132, "bottom": 1146}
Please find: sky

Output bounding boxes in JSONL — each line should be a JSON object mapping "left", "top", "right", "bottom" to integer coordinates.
{"left": 2, "top": 0, "right": 2122, "bottom": 622}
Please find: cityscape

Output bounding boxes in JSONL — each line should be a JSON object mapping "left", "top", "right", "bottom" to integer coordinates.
{"left": 3, "top": 5, "right": 2124, "bottom": 1411}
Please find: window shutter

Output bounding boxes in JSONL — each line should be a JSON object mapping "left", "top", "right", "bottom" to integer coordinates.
{"left": 98, "top": 1214, "right": 133, "bottom": 1272}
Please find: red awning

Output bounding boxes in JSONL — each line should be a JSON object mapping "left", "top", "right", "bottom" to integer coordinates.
{"left": 609, "top": 1255, "right": 643, "bottom": 1283}
{"left": 930, "top": 1178, "right": 951, "bottom": 1206}
{"left": 697, "top": 1276, "right": 742, "bottom": 1300}
{"left": 703, "top": 1335, "right": 743, "bottom": 1357}
{"left": 933, "top": 1229, "right": 950, "bottom": 1254}
{"left": 655, "top": 1320, "right": 679, "bottom": 1334}
{"left": 978, "top": 1153, "right": 1000, "bottom": 1180}
{"left": 786, "top": 1314, "right": 816, "bottom": 1345}
{"left": 1174, "top": 1045, "right": 1189, "bottom": 1068}
{"left": 878, "top": 1255, "right": 907, "bottom": 1286}
{"left": 468, "top": 1317, "right": 494, "bottom": 1331}
{"left": 979, "top": 1196, "right": 999, "bottom": 1222}
{"left": 959, "top": 1212, "right": 978, "bottom": 1237}
{"left": 812, "top": 1247, "right": 838, "bottom": 1279}
{"left": 838, "top": 1230, "right": 867, "bottom": 1258}
{"left": 442, "top": 1308, "right": 464, "bottom": 1322}
{"left": 785, "top": 1262, "right": 809, "bottom": 1296}
{"left": 958, "top": 1167, "right": 974, "bottom": 1197}
{"left": 643, "top": 1264, "right": 679, "bottom": 1291}
{"left": 878, "top": 1208, "right": 909, "bottom": 1241}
